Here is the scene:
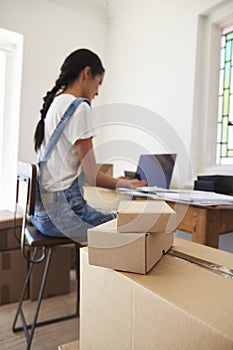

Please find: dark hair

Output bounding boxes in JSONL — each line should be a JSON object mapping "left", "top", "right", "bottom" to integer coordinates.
{"left": 34, "top": 48, "right": 105, "bottom": 151}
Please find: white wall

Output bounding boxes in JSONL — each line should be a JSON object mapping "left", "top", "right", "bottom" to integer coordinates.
{"left": 0, "top": 0, "right": 108, "bottom": 163}
{"left": 101, "top": 0, "right": 225, "bottom": 184}
{"left": 0, "top": 0, "right": 228, "bottom": 182}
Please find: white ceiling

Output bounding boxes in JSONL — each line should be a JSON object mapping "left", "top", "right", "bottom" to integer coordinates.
{"left": 48, "top": 0, "right": 122, "bottom": 22}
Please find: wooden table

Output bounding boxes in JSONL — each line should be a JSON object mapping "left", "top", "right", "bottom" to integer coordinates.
{"left": 84, "top": 186, "right": 233, "bottom": 249}
{"left": 167, "top": 202, "right": 233, "bottom": 248}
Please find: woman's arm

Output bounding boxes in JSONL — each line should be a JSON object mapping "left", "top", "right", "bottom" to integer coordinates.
{"left": 75, "top": 138, "right": 147, "bottom": 189}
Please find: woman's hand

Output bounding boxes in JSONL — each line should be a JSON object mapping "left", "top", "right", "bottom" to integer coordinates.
{"left": 116, "top": 177, "right": 147, "bottom": 189}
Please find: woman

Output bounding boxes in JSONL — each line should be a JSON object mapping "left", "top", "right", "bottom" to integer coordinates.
{"left": 32, "top": 48, "right": 146, "bottom": 243}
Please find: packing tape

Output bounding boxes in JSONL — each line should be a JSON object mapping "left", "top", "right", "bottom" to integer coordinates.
{"left": 168, "top": 249, "right": 233, "bottom": 280}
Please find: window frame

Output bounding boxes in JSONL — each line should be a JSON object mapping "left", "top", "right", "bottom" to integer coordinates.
{"left": 0, "top": 28, "right": 23, "bottom": 210}
{"left": 191, "top": 1, "right": 233, "bottom": 176}
{"left": 217, "top": 27, "right": 233, "bottom": 165}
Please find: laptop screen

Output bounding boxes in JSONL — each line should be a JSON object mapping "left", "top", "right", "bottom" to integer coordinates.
{"left": 135, "top": 154, "right": 177, "bottom": 188}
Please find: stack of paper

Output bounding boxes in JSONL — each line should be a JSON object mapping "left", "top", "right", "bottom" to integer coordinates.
{"left": 116, "top": 186, "right": 233, "bottom": 207}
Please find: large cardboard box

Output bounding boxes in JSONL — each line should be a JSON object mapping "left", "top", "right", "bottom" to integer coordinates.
{"left": 88, "top": 219, "right": 174, "bottom": 274}
{"left": 80, "top": 239, "right": 233, "bottom": 350}
{"left": 117, "top": 200, "right": 176, "bottom": 233}
{"left": 30, "top": 245, "right": 72, "bottom": 301}
{"left": 0, "top": 210, "right": 22, "bottom": 250}
{"left": 0, "top": 249, "right": 28, "bottom": 305}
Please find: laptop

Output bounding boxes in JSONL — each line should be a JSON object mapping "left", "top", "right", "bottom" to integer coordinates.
{"left": 125, "top": 154, "right": 177, "bottom": 189}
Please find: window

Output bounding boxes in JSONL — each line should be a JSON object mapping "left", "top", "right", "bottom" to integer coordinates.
{"left": 0, "top": 28, "right": 23, "bottom": 210}
{"left": 191, "top": 1, "right": 233, "bottom": 176}
{"left": 217, "top": 27, "right": 233, "bottom": 165}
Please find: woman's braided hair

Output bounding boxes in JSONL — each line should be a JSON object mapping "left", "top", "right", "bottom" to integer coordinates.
{"left": 34, "top": 48, "right": 105, "bottom": 152}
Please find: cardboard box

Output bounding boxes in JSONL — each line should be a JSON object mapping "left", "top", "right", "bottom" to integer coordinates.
{"left": 88, "top": 219, "right": 174, "bottom": 274}
{"left": 80, "top": 239, "right": 233, "bottom": 350}
{"left": 117, "top": 200, "right": 176, "bottom": 233}
{"left": 0, "top": 249, "right": 28, "bottom": 305}
{"left": 58, "top": 340, "right": 79, "bottom": 350}
{"left": 30, "top": 245, "right": 72, "bottom": 301}
{"left": 0, "top": 210, "right": 22, "bottom": 250}
{"left": 83, "top": 186, "right": 132, "bottom": 211}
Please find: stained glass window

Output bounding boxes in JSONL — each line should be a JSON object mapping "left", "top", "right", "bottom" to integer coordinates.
{"left": 217, "top": 28, "right": 233, "bottom": 164}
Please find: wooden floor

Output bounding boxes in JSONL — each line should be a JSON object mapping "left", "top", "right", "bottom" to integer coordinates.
{"left": 0, "top": 273, "right": 79, "bottom": 350}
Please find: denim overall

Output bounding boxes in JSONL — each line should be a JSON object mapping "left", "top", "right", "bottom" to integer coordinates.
{"left": 31, "top": 98, "right": 115, "bottom": 244}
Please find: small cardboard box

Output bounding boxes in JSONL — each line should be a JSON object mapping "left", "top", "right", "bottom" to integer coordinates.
{"left": 0, "top": 249, "right": 28, "bottom": 305}
{"left": 30, "top": 245, "right": 72, "bottom": 301}
{"left": 0, "top": 210, "right": 22, "bottom": 250}
{"left": 88, "top": 219, "right": 174, "bottom": 274}
{"left": 58, "top": 340, "right": 79, "bottom": 350}
{"left": 80, "top": 239, "right": 233, "bottom": 350}
{"left": 117, "top": 200, "right": 176, "bottom": 233}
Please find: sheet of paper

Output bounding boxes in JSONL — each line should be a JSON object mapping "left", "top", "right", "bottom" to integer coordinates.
{"left": 116, "top": 187, "right": 233, "bottom": 206}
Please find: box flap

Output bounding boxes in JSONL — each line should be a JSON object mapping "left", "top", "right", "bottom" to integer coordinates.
{"left": 117, "top": 200, "right": 176, "bottom": 233}
{"left": 174, "top": 237, "right": 233, "bottom": 269}
{"left": 118, "top": 200, "right": 175, "bottom": 215}
{"left": 122, "top": 239, "right": 233, "bottom": 339}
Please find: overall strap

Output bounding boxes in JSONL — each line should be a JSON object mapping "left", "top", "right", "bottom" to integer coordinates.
{"left": 39, "top": 97, "right": 89, "bottom": 164}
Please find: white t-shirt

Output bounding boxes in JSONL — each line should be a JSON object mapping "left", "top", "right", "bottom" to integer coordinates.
{"left": 38, "top": 94, "right": 96, "bottom": 191}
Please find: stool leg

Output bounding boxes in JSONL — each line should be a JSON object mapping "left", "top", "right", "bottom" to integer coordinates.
{"left": 12, "top": 245, "right": 80, "bottom": 350}
{"left": 27, "top": 247, "right": 53, "bottom": 349}
{"left": 12, "top": 247, "right": 53, "bottom": 350}
{"left": 12, "top": 247, "right": 39, "bottom": 333}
